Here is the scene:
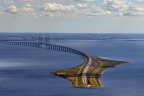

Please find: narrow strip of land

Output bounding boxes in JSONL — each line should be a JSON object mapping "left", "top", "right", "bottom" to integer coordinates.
{"left": 51, "top": 56, "right": 128, "bottom": 88}
{"left": 82, "top": 56, "right": 92, "bottom": 87}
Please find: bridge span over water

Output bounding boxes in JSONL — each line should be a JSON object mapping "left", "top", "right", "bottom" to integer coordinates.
{"left": 0, "top": 38, "right": 92, "bottom": 87}
{"left": 0, "top": 40, "right": 89, "bottom": 58}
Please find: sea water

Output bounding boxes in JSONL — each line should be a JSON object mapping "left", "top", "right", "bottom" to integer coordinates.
{"left": 0, "top": 40, "right": 144, "bottom": 96}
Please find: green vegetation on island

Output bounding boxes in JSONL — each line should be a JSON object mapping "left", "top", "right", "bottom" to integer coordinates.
{"left": 51, "top": 56, "right": 128, "bottom": 88}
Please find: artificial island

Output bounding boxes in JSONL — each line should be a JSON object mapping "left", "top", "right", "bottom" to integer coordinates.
{"left": 52, "top": 56, "right": 128, "bottom": 88}
{"left": 0, "top": 36, "right": 129, "bottom": 88}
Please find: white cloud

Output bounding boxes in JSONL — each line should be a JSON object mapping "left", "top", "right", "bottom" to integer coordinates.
{"left": 20, "top": 5, "right": 34, "bottom": 14}
{"left": 123, "top": 3, "right": 144, "bottom": 16}
{"left": 40, "top": 3, "right": 78, "bottom": 17}
{"left": 0, "top": 0, "right": 95, "bottom": 4}
{"left": 5, "top": 3, "right": 37, "bottom": 17}
{"left": 41, "top": 3, "right": 77, "bottom": 12}
{"left": 82, "top": 5, "right": 111, "bottom": 16}
{"left": 1, "top": 0, "right": 78, "bottom": 4}
{"left": 1, "top": 0, "right": 144, "bottom": 17}
{"left": 137, "top": 0, "right": 144, "bottom": 2}
{"left": 104, "top": 0, "right": 144, "bottom": 16}
{"left": 23, "top": 3, "right": 32, "bottom": 7}
{"left": 0, "top": 0, "right": 48, "bottom": 4}
{"left": 104, "top": 0, "right": 127, "bottom": 11}
{"left": 69, "top": 0, "right": 95, "bottom": 2}
{"left": 6, "top": 5, "right": 18, "bottom": 14}
{"left": 40, "top": 3, "right": 111, "bottom": 17}
{"left": 75, "top": 4, "right": 88, "bottom": 8}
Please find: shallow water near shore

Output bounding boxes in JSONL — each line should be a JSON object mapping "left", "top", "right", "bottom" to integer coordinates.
{"left": 0, "top": 40, "right": 144, "bottom": 96}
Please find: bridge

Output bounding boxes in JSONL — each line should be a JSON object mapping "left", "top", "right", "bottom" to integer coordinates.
{"left": 0, "top": 36, "right": 91, "bottom": 87}
{"left": 0, "top": 38, "right": 89, "bottom": 58}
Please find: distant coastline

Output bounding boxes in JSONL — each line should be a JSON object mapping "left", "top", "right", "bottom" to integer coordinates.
{"left": 1, "top": 33, "right": 144, "bottom": 41}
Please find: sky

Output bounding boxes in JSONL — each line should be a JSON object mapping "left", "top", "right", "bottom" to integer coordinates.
{"left": 0, "top": 0, "right": 144, "bottom": 33}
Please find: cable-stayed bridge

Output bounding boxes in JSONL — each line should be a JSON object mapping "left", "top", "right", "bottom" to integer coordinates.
{"left": 0, "top": 36, "right": 89, "bottom": 58}
{"left": 0, "top": 36, "right": 92, "bottom": 87}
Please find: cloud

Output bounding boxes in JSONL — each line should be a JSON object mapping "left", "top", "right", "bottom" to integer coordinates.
{"left": 82, "top": 5, "right": 111, "bottom": 16}
{"left": 75, "top": 4, "right": 88, "bottom": 8}
{"left": 23, "top": 3, "right": 32, "bottom": 7}
{"left": 1, "top": 0, "right": 144, "bottom": 17}
{"left": 40, "top": 3, "right": 111, "bottom": 17}
{"left": 0, "top": 0, "right": 48, "bottom": 4}
{"left": 41, "top": 3, "right": 77, "bottom": 12}
{"left": 137, "top": 0, "right": 144, "bottom": 2}
{"left": 69, "top": 0, "right": 95, "bottom": 2}
{"left": 0, "top": 0, "right": 95, "bottom": 4}
{"left": 6, "top": 5, "right": 18, "bottom": 14}
{"left": 104, "top": 0, "right": 144, "bottom": 16}
{"left": 5, "top": 3, "right": 37, "bottom": 17}
{"left": 40, "top": 3, "right": 78, "bottom": 17}
{"left": 123, "top": 3, "right": 144, "bottom": 16}
{"left": 103, "top": 0, "right": 127, "bottom": 11}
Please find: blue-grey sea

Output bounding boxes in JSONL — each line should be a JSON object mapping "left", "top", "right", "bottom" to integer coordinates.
{"left": 0, "top": 40, "right": 144, "bottom": 96}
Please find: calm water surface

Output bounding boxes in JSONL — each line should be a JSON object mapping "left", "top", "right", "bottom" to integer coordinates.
{"left": 0, "top": 40, "right": 144, "bottom": 96}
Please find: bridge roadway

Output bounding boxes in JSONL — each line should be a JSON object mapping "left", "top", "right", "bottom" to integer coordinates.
{"left": 0, "top": 40, "right": 91, "bottom": 87}
{"left": 0, "top": 40, "right": 89, "bottom": 57}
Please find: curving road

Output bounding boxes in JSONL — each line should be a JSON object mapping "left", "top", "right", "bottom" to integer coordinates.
{"left": 82, "top": 56, "right": 92, "bottom": 87}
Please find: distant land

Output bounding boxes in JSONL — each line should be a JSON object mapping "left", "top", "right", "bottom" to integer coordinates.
{"left": 0, "top": 33, "right": 144, "bottom": 41}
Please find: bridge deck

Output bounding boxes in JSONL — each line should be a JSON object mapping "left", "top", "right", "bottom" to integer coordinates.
{"left": 0, "top": 41, "right": 89, "bottom": 58}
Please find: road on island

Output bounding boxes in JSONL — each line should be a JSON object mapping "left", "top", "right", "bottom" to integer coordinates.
{"left": 82, "top": 56, "right": 92, "bottom": 87}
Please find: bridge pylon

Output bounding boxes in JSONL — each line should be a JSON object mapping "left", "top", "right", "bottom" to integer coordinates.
{"left": 45, "top": 36, "right": 50, "bottom": 48}
{"left": 39, "top": 36, "right": 43, "bottom": 48}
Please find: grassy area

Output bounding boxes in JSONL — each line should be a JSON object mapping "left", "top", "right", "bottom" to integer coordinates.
{"left": 51, "top": 56, "right": 128, "bottom": 88}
